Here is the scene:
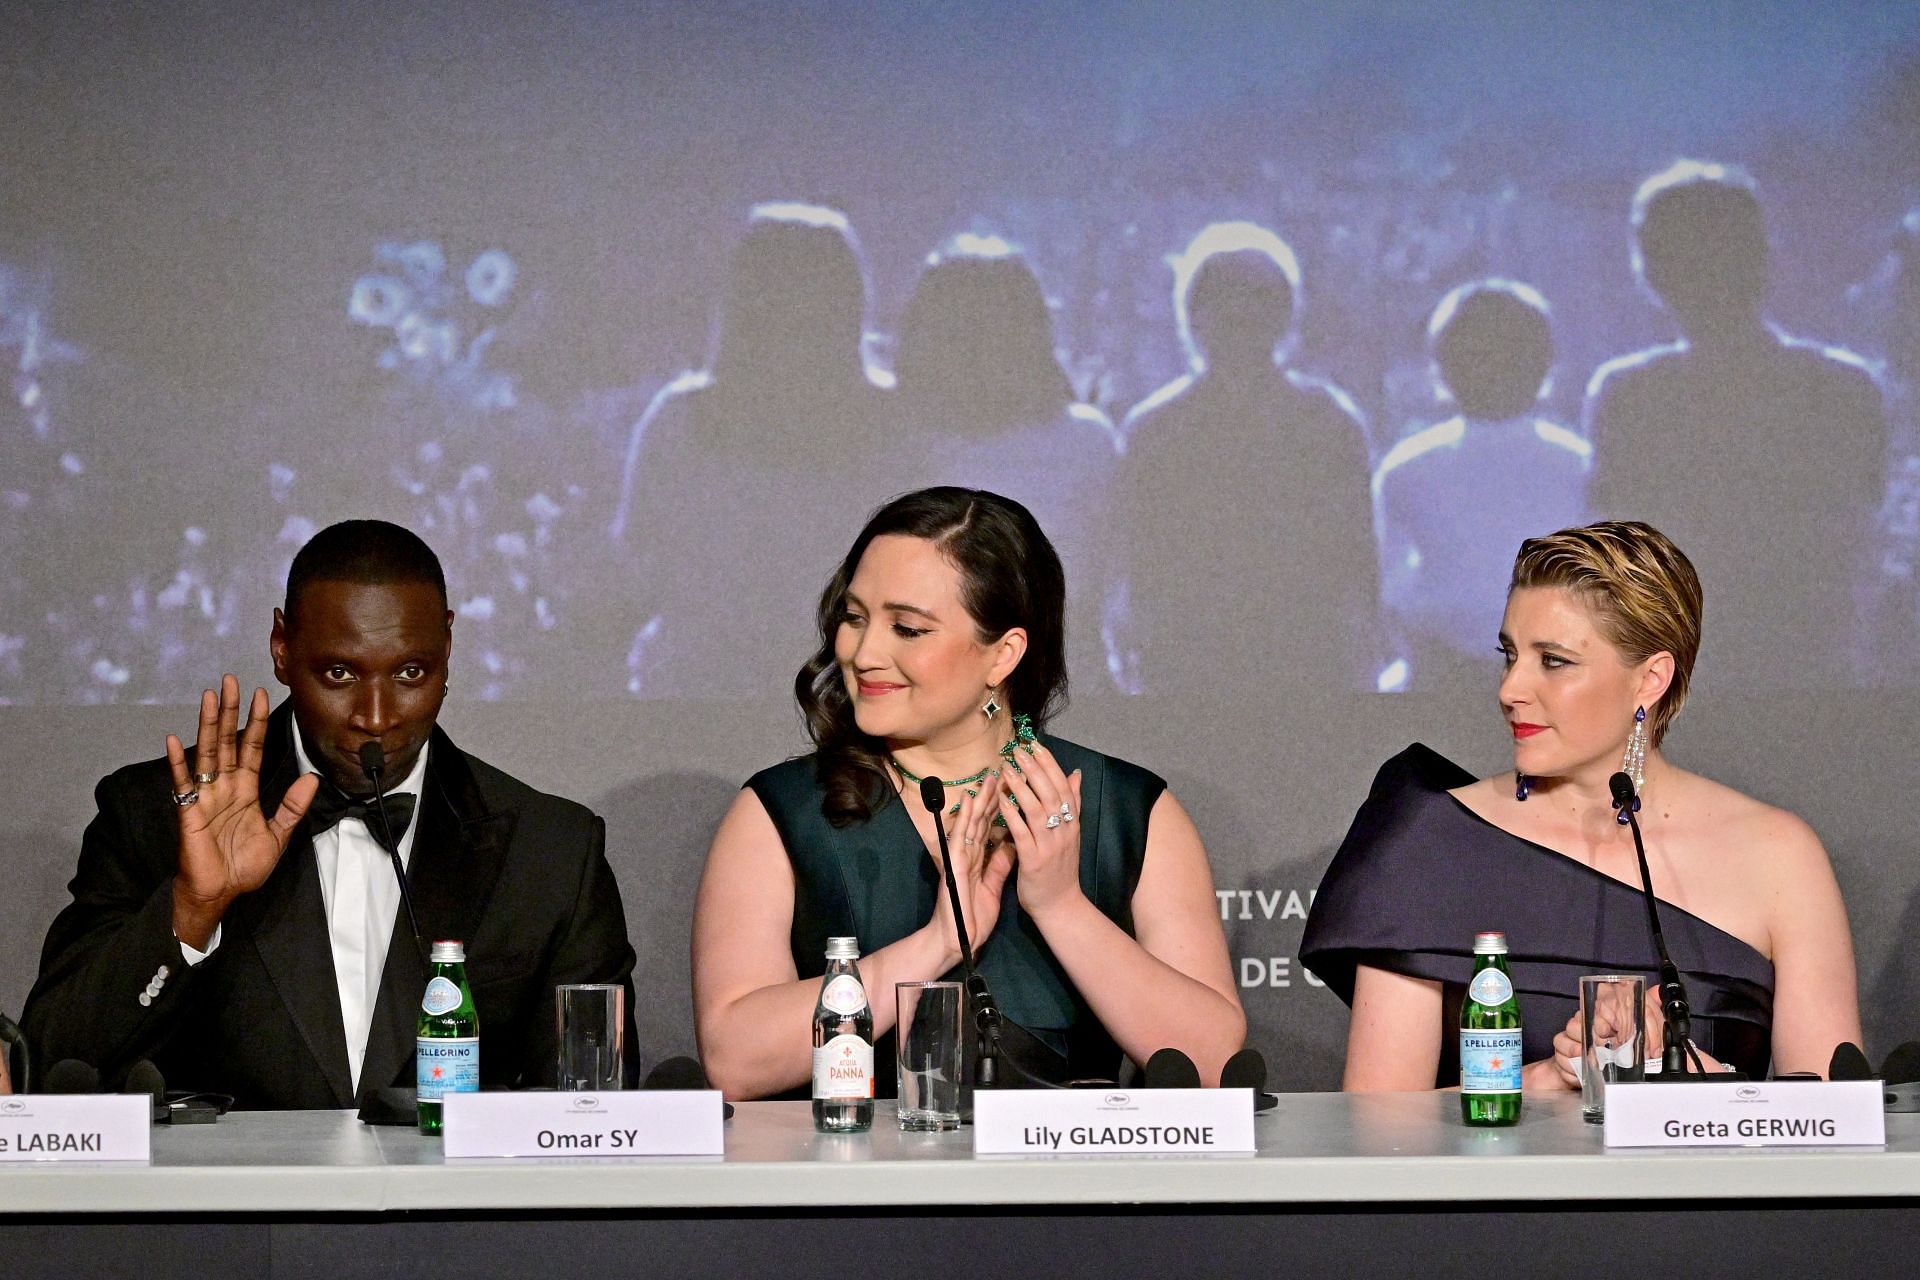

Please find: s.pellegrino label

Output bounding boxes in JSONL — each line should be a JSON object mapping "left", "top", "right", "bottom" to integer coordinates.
{"left": 1460, "top": 930, "right": 1522, "bottom": 1127}
{"left": 417, "top": 939, "right": 479, "bottom": 1136}
{"left": 811, "top": 936, "right": 874, "bottom": 1133}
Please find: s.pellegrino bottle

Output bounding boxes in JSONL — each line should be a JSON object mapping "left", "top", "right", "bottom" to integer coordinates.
{"left": 1460, "top": 930, "right": 1523, "bottom": 1126}
{"left": 417, "top": 939, "right": 480, "bottom": 1135}
{"left": 811, "top": 936, "right": 874, "bottom": 1133}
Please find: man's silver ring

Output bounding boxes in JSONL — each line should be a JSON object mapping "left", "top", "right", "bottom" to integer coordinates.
{"left": 172, "top": 789, "right": 200, "bottom": 808}
{"left": 193, "top": 771, "right": 218, "bottom": 785}
{"left": 1045, "top": 813, "right": 1062, "bottom": 830}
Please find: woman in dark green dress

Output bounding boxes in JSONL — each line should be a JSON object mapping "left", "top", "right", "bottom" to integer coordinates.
{"left": 691, "top": 487, "right": 1244, "bottom": 1099}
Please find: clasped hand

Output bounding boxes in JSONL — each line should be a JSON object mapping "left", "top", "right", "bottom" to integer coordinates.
{"left": 165, "top": 675, "right": 320, "bottom": 947}
{"left": 925, "top": 743, "right": 1085, "bottom": 963}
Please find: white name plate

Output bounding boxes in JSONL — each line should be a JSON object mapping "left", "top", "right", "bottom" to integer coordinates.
{"left": 440, "top": 1090, "right": 725, "bottom": 1158}
{"left": 0, "top": 1095, "right": 151, "bottom": 1162}
{"left": 972, "top": 1088, "right": 1256, "bottom": 1155}
{"left": 1604, "top": 1079, "right": 1886, "bottom": 1148}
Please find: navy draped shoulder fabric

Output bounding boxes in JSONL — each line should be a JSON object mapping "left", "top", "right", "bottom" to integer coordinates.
{"left": 1300, "top": 744, "right": 1774, "bottom": 1084}
{"left": 748, "top": 735, "right": 1164, "bottom": 1091}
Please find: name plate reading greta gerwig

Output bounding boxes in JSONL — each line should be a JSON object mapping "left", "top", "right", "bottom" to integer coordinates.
{"left": 1603, "top": 1079, "right": 1885, "bottom": 1149}
{"left": 441, "top": 1091, "right": 725, "bottom": 1159}
{"left": 972, "top": 1089, "right": 1256, "bottom": 1155}
{"left": 0, "top": 1095, "right": 151, "bottom": 1163}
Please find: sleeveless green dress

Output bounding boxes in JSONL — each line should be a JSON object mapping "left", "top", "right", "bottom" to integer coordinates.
{"left": 748, "top": 735, "right": 1165, "bottom": 1090}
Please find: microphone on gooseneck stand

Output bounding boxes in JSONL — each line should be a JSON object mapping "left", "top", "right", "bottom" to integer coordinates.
{"left": 358, "top": 741, "right": 425, "bottom": 965}
{"left": 1610, "top": 771, "right": 1729, "bottom": 1081}
{"left": 123, "top": 1059, "right": 168, "bottom": 1123}
{"left": 44, "top": 1059, "right": 101, "bottom": 1095}
{"left": 1877, "top": 1042, "right": 1920, "bottom": 1112}
{"left": 1828, "top": 1042, "right": 1874, "bottom": 1082}
{"left": 920, "top": 774, "right": 1007, "bottom": 1092}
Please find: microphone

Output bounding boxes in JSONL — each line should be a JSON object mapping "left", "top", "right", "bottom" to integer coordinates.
{"left": 642, "top": 1055, "right": 734, "bottom": 1117}
{"left": 1610, "top": 771, "right": 1722, "bottom": 1080}
{"left": 123, "top": 1059, "right": 168, "bottom": 1123}
{"left": 1220, "top": 1046, "right": 1279, "bottom": 1112}
{"left": 0, "top": 1008, "right": 28, "bottom": 1094}
{"left": 45, "top": 1059, "right": 101, "bottom": 1094}
{"left": 921, "top": 775, "right": 1003, "bottom": 1090}
{"left": 1828, "top": 1041, "right": 1874, "bottom": 1082}
{"left": 1143, "top": 1047, "right": 1201, "bottom": 1089}
{"left": 641, "top": 1056, "right": 710, "bottom": 1090}
{"left": 358, "top": 741, "right": 424, "bottom": 963}
{"left": 1880, "top": 1042, "right": 1920, "bottom": 1085}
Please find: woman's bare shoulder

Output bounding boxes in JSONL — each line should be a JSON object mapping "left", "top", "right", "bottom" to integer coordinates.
{"left": 1669, "top": 770, "right": 1827, "bottom": 870}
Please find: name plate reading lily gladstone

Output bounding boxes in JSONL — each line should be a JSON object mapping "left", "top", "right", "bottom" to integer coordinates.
{"left": 0, "top": 1095, "right": 151, "bottom": 1163}
{"left": 441, "top": 1091, "right": 726, "bottom": 1159}
{"left": 1604, "top": 1079, "right": 1885, "bottom": 1148}
{"left": 972, "top": 1089, "right": 1256, "bottom": 1155}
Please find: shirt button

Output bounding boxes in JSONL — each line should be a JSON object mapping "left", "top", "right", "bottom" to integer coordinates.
{"left": 157, "top": 965, "right": 171, "bottom": 980}
{"left": 138, "top": 992, "right": 153, "bottom": 1008}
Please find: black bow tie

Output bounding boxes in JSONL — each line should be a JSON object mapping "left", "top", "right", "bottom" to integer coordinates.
{"left": 304, "top": 782, "right": 418, "bottom": 855}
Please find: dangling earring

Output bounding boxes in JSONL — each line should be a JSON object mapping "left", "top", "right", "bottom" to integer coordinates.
{"left": 1617, "top": 706, "right": 1648, "bottom": 826}
{"left": 981, "top": 691, "right": 1002, "bottom": 722}
{"left": 1515, "top": 774, "right": 1531, "bottom": 802}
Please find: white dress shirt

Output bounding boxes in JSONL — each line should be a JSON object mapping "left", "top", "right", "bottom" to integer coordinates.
{"left": 293, "top": 730, "right": 429, "bottom": 1096}
{"left": 175, "top": 730, "right": 429, "bottom": 1097}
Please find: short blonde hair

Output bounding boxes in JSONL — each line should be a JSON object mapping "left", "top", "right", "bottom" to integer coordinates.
{"left": 1510, "top": 521, "right": 1702, "bottom": 746}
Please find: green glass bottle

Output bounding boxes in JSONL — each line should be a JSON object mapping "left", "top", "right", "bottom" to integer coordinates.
{"left": 416, "top": 939, "right": 480, "bottom": 1136}
{"left": 1460, "top": 930, "right": 1523, "bottom": 1126}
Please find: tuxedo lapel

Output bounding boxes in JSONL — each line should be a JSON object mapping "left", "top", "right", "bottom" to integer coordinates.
{"left": 242, "top": 705, "right": 354, "bottom": 1107}
{"left": 357, "top": 731, "right": 516, "bottom": 1099}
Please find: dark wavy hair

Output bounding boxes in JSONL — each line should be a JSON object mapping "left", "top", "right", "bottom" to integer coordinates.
{"left": 796, "top": 487, "right": 1068, "bottom": 827}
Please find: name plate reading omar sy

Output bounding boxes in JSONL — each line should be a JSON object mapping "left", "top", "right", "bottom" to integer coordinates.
{"left": 972, "top": 1088, "right": 1256, "bottom": 1155}
{"left": 1603, "top": 1079, "right": 1885, "bottom": 1148}
{"left": 0, "top": 1095, "right": 151, "bottom": 1163}
{"left": 441, "top": 1091, "right": 725, "bottom": 1158}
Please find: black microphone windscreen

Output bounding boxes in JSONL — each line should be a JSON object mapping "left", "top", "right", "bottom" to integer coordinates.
{"left": 123, "top": 1059, "right": 166, "bottom": 1102}
{"left": 45, "top": 1059, "right": 100, "bottom": 1094}
{"left": 641, "top": 1056, "right": 711, "bottom": 1091}
{"left": 918, "top": 775, "right": 945, "bottom": 817}
{"left": 358, "top": 740, "right": 386, "bottom": 776}
{"left": 1143, "top": 1047, "right": 1201, "bottom": 1089}
{"left": 1608, "top": 772, "right": 1636, "bottom": 808}
{"left": 1829, "top": 1041, "right": 1874, "bottom": 1082}
{"left": 1880, "top": 1042, "right": 1920, "bottom": 1086}
{"left": 1220, "top": 1047, "right": 1268, "bottom": 1093}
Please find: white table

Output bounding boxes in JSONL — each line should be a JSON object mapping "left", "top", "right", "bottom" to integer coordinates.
{"left": 6, "top": 1093, "right": 1919, "bottom": 1278}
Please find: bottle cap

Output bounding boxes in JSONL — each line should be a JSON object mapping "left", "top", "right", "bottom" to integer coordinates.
{"left": 825, "top": 936, "right": 859, "bottom": 960}
{"left": 430, "top": 939, "right": 466, "bottom": 963}
{"left": 1472, "top": 931, "right": 1508, "bottom": 954}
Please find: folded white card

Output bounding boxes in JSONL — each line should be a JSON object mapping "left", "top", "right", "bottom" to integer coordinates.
{"left": 1603, "top": 1079, "right": 1885, "bottom": 1148}
{"left": 0, "top": 1095, "right": 151, "bottom": 1163}
{"left": 972, "top": 1088, "right": 1256, "bottom": 1155}
{"left": 440, "top": 1091, "right": 726, "bottom": 1158}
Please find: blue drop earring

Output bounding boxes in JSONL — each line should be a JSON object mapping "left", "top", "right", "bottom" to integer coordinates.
{"left": 1515, "top": 774, "right": 1531, "bottom": 802}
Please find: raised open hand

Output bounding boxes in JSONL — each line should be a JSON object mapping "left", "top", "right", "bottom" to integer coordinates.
{"left": 996, "top": 741, "right": 1085, "bottom": 917}
{"left": 165, "top": 676, "right": 320, "bottom": 948}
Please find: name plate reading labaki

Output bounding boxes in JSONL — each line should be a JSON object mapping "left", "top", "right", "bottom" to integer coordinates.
{"left": 972, "top": 1088, "right": 1256, "bottom": 1155}
{"left": 1603, "top": 1079, "right": 1885, "bottom": 1149}
{"left": 440, "top": 1090, "right": 725, "bottom": 1158}
{"left": 0, "top": 1095, "right": 152, "bottom": 1163}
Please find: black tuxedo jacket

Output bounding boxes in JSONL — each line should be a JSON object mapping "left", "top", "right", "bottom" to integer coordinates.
{"left": 22, "top": 703, "right": 638, "bottom": 1108}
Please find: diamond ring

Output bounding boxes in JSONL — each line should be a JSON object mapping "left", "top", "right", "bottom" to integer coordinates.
{"left": 1044, "top": 813, "right": 1062, "bottom": 830}
{"left": 172, "top": 790, "right": 200, "bottom": 808}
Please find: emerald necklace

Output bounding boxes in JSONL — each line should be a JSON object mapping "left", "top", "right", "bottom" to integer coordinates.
{"left": 893, "top": 713, "right": 1037, "bottom": 816}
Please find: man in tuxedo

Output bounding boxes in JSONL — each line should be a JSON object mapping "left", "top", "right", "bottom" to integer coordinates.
{"left": 22, "top": 520, "right": 638, "bottom": 1108}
